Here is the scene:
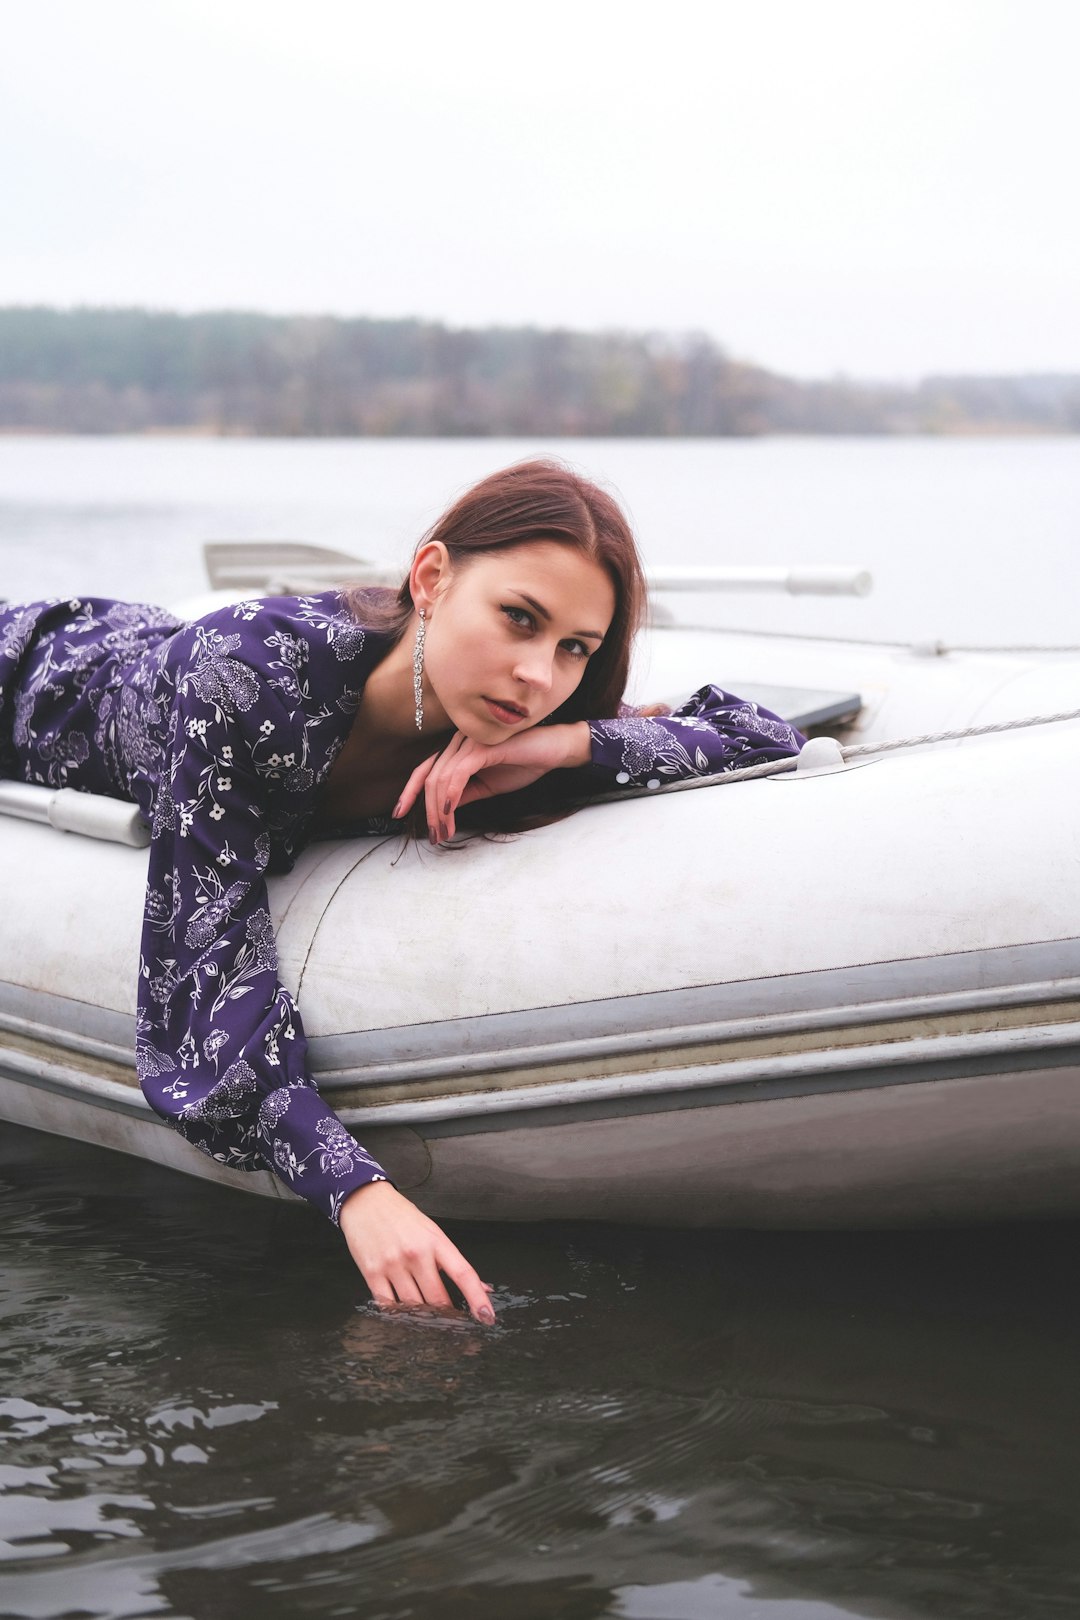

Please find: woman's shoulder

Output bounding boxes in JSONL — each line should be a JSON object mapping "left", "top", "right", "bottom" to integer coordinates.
{"left": 187, "top": 591, "right": 387, "bottom": 672}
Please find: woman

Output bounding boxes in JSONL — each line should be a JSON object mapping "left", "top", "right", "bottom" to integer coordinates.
{"left": 0, "top": 460, "right": 804, "bottom": 1322}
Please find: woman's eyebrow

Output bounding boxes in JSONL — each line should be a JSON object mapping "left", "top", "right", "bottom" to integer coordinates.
{"left": 515, "top": 591, "right": 605, "bottom": 643}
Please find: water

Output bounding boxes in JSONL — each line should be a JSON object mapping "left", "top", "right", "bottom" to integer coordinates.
{"left": 3, "top": 1133, "right": 1080, "bottom": 1619}
{"left": 2, "top": 434, "right": 1079, "bottom": 644}
{"left": 2, "top": 435, "right": 1080, "bottom": 1617}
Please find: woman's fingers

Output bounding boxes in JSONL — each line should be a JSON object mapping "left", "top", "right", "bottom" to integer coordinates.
{"left": 386, "top": 1273, "right": 427, "bottom": 1307}
{"left": 338, "top": 1182, "right": 495, "bottom": 1324}
{"left": 424, "top": 736, "right": 458, "bottom": 841}
{"left": 394, "top": 750, "right": 441, "bottom": 820}
{"left": 402, "top": 723, "right": 587, "bottom": 840}
{"left": 366, "top": 1276, "right": 398, "bottom": 1311}
{"left": 438, "top": 1245, "right": 497, "bottom": 1323}
{"left": 405, "top": 1262, "right": 456, "bottom": 1311}
{"left": 365, "top": 1264, "right": 444, "bottom": 1311}
{"left": 430, "top": 737, "right": 524, "bottom": 843}
{"left": 424, "top": 733, "right": 479, "bottom": 843}
{"left": 394, "top": 736, "right": 480, "bottom": 841}
{"left": 370, "top": 1257, "right": 490, "bottom": 1322}
{"left": 413, "top": 731, "right": 449, "bottom": 841}
{"left": 426, "top": 727, "right": 588, "bottom": 841}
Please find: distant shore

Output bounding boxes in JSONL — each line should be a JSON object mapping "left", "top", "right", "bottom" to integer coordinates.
{"left": 2, "top": 307, "right": 1077, "bottom": 438}
{"left": 1, "top": 424, "right": 1075, "bottom": 440}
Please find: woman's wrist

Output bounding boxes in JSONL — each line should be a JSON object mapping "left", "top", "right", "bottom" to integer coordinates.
{"left": 339, "top": 1178, "right": 393, "bottom": 1229}
{"left": 560, "top": 721, "right": 592, "bottom": 768}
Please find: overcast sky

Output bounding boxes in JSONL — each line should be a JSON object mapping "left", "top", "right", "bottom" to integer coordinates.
{"left": 2, "top": 0, "right": 1077, "bottom": 380}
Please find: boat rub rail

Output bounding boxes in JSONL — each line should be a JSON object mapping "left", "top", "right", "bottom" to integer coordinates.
{"left": 2, "top": 995, "right": 1079, "bottom": 1108}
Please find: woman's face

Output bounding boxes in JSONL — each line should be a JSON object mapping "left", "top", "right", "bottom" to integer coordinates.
{"left": 418, "top": 541, "right": 616, "bottom": 741}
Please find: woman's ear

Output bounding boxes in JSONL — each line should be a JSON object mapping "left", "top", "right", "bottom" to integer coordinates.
{"left": 410, "top": 541, "right": 453, "bottom": 614}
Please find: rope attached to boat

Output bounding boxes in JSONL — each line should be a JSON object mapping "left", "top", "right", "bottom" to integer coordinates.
{"left": 673, "top": 623, "right": 1080, "bottom": 656}
{"left": 841, "top": 705, "right": 1080, "bottom": 758}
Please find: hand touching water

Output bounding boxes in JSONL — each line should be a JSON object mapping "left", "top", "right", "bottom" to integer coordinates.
{"left": 339, "top": 1181, "right": 495, "bottom": 1323}
{"left": 345, "top": 722, "right": 592, "bottom": 1315}
{"left": 394, "top": 721, "right": 591, "bottom": 843}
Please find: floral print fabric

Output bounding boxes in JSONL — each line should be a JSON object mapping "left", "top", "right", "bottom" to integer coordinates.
{"left": 0, "top": 592, "right": 804, "bottom": 1222}
{"left": 588, "top": 684, "right": 805, "bottom": 786}
{"left": 0, "top": 592, "right": 393, "bottom": 1223}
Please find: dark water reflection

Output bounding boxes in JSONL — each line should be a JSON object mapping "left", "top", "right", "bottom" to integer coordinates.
{"left": 1, "top": 1126, "right": 1078, "bottom": 1619}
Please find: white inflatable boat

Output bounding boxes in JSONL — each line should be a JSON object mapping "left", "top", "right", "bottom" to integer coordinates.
{"left": 2, "top": 550, "right": 1079, "bottom": 1228}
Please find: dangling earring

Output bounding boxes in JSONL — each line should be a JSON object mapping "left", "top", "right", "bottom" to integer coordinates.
{"left": 413, "top": 608, "right": 426, "bottom": 731}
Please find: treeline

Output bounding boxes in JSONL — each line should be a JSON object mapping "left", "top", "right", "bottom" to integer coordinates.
{"left": 0, "top": 306, "right": 1077, "bottom": 436}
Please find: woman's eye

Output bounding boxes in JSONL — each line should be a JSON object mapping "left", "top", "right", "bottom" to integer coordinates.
{"left": 501, "top": 605, "right": 533, "bottom": 629}
{"left": 562, "top": 639, "right": 590, "bottom": 660}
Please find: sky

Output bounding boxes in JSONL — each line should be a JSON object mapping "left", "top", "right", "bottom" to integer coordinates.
{"left": 2, "top": 0, "right": 1078, "bottom": 380}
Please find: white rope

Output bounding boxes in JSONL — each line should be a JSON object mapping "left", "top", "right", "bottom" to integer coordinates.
{"left": 944, "top": 643, "right": 1080, "bottom": 655}
{"left": 668, "top": 622, "right": 910, "bottom": 648}
{"left": 842, "top": 706, "right": 1080, "bottom": 758}
{"left": 670, "top": 623, "right": 1080, "bottom": 656}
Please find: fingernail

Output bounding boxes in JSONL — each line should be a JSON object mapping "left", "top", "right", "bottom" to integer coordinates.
{"left": 392, "top": 801, "right": 403, "bottom": 819}
{"left": 428, "top": 825, "right": 437, "bottom": 843}
{"left": 443, "top": 798, "right": 451, "bottom": 815}
{"left": 478, "top": 1306, "right": 495, "bottom": 1325}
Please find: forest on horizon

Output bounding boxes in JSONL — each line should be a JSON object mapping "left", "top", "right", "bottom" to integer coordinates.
{"left": 1, "top": 306, "right": 1077, "bottom": 439}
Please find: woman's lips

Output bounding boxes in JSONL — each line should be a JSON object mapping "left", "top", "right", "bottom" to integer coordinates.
{"left": 484, "top": 697, "right": 528, "bottom": 724}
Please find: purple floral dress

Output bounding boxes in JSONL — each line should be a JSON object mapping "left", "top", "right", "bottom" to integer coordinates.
{"left": 0, "top": 592, "right": 804, "bottom": 1222}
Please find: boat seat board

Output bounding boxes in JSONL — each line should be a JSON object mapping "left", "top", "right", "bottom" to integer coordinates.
{"left": 714, "top": 681, "right": 862, "bottom": 730}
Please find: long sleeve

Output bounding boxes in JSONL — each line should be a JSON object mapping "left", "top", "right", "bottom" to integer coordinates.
{"left": 136, "top": 618, "right": 387, "bottom": 1225}
{"left": 587, "top": 684, "right": 805, "bottom": 788}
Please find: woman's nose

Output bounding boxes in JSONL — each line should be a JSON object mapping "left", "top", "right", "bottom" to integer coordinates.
{"left": 514, "top": 648, "right": 554, "bottom": 691}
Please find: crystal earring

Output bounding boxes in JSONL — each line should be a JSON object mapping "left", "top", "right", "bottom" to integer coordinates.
{"left": 413, "top": 608, "right": 426, "bottom": 731}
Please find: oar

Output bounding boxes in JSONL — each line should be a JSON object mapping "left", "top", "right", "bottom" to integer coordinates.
{"left": 647, "top": 566, "right": 871, "bottom": 596}
{"left": 203, "top": 542, "right": 872, "bottom": 598}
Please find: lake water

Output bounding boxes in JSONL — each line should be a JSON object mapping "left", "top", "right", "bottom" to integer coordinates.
{"left": 2, "top": 435, "right": 1080, "bottom": 1619}
{"left": 2, "top": 434, "right": 1079, "bottom": 644}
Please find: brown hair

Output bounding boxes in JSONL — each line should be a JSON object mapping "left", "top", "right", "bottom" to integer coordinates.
{"left": 343, "top": 458, "right": 646, "bottom": 726}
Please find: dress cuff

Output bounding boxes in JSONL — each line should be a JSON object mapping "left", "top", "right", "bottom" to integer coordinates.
{"left": 587, "top": 717, "right": 668, "bottom": 789}
{"left": 256, "top": 1083, "right": 390, "bottom": 1225}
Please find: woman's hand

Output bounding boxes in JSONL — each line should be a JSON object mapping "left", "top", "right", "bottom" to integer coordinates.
{"left": 339, "top": 1180, "right": 495, "bottom": 1323}
{"left": 394, "top": 722, "right": 591, "bottom": 844}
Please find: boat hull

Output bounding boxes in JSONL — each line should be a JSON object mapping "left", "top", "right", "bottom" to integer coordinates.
{"left": 2, "top": 656, "right": 1080, "bottom": 1229}
{"left": 2, "top": 1018, "right": 1079, "bottom": 1227}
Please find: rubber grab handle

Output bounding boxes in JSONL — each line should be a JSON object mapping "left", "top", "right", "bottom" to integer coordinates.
{"left": 0, "top": 781, "right": 151, "bottom": 847}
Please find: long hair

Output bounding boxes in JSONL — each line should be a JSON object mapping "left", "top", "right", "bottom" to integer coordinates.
{"left": 343, "top": 459, "right": 647, "bottom": 726}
